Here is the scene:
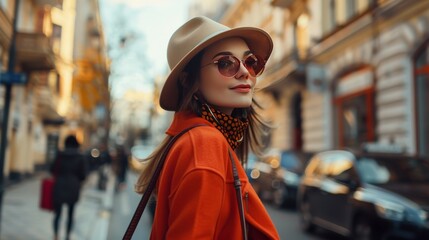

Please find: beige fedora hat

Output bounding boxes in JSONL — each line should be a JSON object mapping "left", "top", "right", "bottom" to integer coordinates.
{"left": 159, "top": 16, "right": 273, "bottom": 111}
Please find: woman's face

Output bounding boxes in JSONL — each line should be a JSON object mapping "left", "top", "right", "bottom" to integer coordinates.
{"left": 199, "top": 38, "right": 256, "bottom": 115}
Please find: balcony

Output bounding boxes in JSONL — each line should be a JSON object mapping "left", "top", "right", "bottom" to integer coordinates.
{"left": 271, "top": 0, "right": 296, "bottom": 8}
{"left": 0, "top": 8, "right": 12, "bottom": 49}
{"left": 16, "top": 32, "right": 55, "bottom": 71}
{"left": 34, "top": 0, "right": 60, "bottom": 6}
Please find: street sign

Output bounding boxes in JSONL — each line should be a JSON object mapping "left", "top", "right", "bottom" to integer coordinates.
{"left": 0, "top": 72, "right": 27, "bottom": 84}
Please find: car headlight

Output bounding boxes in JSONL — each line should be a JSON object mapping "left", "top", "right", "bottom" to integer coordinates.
{"left": 375, "top": 201, "right": 405, "bottom": 221}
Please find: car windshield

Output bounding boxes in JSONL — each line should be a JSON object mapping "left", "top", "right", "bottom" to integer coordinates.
{"left": 280, "top": 152, "right": 301, "bottom": 170}
{"left": 356, "top": 156, "right": 429, "bottom": 184}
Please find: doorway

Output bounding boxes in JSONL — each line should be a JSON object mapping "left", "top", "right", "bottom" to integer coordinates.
{"left": 291, "top": 92, "right": 303, "bottom": 150}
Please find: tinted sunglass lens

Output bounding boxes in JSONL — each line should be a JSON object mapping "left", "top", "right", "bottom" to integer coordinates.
{"left": 217, "top": 56, "right": 240, "bottom": 77}
{"left": 244, "top": 55, "right": 265, "bottom": 77}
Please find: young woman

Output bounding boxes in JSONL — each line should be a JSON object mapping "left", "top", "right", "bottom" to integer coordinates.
{"left": 136, "top": 16, "right": 280, "bottom": 239}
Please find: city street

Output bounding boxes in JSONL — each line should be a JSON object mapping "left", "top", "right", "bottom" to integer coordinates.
{"left": 0, "top": 1, "right": 428, "bottom": 240}
{"left": 266, "top": 204, "right": 345, "bottom": 240}
{"left": 108, "top": 172, "right": 345, "bottom": 240}
{"left": 0, "top": 168, "right": 355, "bottom": 240}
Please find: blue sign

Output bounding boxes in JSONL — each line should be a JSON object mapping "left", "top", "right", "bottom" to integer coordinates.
{"left": 0, "top": 72, "right": 27, "bottom": 84}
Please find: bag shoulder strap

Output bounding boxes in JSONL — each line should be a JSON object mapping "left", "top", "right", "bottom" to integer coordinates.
{"left": 228, "top": 149, "right": 248, "bottom": 240}
{"left": 122, "top": 124, "right": 206, "bottom": 240}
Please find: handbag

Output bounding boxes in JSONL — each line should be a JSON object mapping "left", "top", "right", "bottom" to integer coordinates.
{"left": 40, "top": 155, "right": 61, "bottom": 211}
{"left": 40, "top": 177, "right": 55, "bottom": 211}
{"left": 123, "top": 124, "right": 248, "bottom": 240}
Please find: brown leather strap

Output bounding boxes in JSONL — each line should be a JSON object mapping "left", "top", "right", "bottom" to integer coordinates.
{"left": 228, "top": 149, "right": 248, "bottom": 240}
{"left": 122, "top": 124, "right": 205, "bottom": 240}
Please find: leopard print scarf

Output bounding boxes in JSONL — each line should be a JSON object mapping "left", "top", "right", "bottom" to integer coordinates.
{"left": 200, "top": 103, "right": 249, "bottom": 150}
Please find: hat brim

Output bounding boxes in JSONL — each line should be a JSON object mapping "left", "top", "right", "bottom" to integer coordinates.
{"left": 159, "top": 27, "right": 273, "bottom": 111}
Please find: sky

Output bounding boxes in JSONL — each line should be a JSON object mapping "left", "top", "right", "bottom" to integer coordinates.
{"left": 100, "top": 0, "right": 192, "bottom": 99}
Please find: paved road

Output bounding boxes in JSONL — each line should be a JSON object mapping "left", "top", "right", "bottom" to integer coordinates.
{"left": 108, "top": 172, "right": 345, "bottom": 240}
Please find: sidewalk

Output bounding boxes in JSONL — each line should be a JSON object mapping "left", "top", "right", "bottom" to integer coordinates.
{"left": 0, "top": 167, "right": 116, "bottom": 240}
{"left": 107, "top": 172, "right": 152, "bottom": 240}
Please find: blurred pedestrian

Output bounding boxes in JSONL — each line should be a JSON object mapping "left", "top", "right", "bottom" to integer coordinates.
{"left": 98, "top": 143, "right": 112, "bottom": 166}
{"left": 115, "top": 144, "right": 129, "bottom": 191}
{"left": 134, "top": 16, "right": 279, "bottom": 239}
{"left": 96, "top": 144, "right": 112, "bottom": 191}
{"left": 50, "top": 135, "right": 87, "bottom": 240}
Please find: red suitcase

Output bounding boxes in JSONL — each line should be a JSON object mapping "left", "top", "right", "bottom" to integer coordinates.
{"left": 40, "top": 177, "right": 55, "bottom": 211}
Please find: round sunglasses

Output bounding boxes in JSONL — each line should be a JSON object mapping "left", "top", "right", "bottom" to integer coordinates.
{"left": 201, "top": 54, "right": 266, "bottom": 77}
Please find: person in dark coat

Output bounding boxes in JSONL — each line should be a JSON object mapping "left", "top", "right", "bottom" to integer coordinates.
{"left": 50, "top": 135, "right": 87, "bottom": 240}
{"left": 115, "top": 145, "right": 128, "bottom": 191}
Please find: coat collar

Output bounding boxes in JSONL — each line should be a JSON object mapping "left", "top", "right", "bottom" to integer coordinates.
{"left": 166, "top": 111, "right": 213, "bottom": 136}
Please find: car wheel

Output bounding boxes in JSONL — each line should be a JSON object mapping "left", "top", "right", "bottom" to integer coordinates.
{"left": 300, "top": 198, "right": 315, "bottom": 233}
{"left": 272, "top": 185, "right": 287, "bottom": 208}
{"left": 352, "top": 216, "right": 375, "bottom": 240}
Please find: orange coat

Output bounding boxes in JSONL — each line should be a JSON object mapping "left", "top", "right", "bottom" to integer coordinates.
{"left": 150, "top": 111, "right": 280, "bottom": 240}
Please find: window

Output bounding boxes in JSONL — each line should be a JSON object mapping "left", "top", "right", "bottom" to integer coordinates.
{"left": 415, "top": 42, "right": 429, "bottom": 156}
{"left": 334, "top": 69, "right": 375, "bottom": 148}
{"left": 322, "top": 0, "right": 374, "bottom": 37}
{"left": 357, "top": 157, "right": 429, "bottom": 184}
{"left": 280, "top": 153, "right": 299, "bottom": 169}
{"left": 329, "top": 158, "right": 354, "bottom": 183}
{"left": 340, "top": 95, "right": 370, "bottom": 147}
{"left": 346, "top": 0, "right": 356, "bottom": 19}
{"left": 329, "top": 0, "right": 336, "bottom": 31}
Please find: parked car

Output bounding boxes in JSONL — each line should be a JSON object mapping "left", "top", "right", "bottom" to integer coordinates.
{"left": 247, "top": 151, "right": 277, "bottom": 201}
{"left": 272, "top": 150, "right": 314, "bottom": 208}
{"left": 247, "top": 149, "right": 313, "bottom": 208}
{"left": 297, "top": 149, "right": 429, "bottom": 240}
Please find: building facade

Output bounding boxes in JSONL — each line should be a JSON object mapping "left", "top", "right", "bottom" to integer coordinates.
{"left": 192, "top": 0, "right": 429, "bottom": 157}
{"left": 1, "top": 0, "right": 60, "bottom": 180}
{"left": 0, "top": 0, "right": 109, "bottom": 181}
{"left": 303, "top": 0, "right": 429, "bottom": 156}
{"left": 72, "top": 0, "right": 110, "bottom": 149}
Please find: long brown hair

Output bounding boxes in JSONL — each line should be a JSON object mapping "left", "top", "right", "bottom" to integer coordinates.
{"left": 135, "top": 51, "right": 270, "bottom": 194}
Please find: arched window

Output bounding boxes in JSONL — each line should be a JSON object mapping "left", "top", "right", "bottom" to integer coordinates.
{"left": 333, "top": 67, "right": 375, "bottom": 148}
{"left": 414, "top": 41, "right": 429, "bottom": 156}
